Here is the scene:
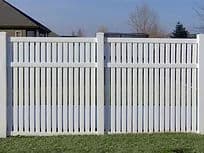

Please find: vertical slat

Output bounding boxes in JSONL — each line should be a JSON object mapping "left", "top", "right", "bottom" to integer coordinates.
{"left": 160, "top": 43, "right": 165, "bottom": 132}
{"left": 13, "top": 42, "right": 18, "bottom": 133}
{"left": 133, "top": 43, "right": 138, "bottom": 132}
{"left": 181, "top": 43, "right": 186, "bottom": 132}
{"left": 138, "top": 43, "right": 143, "bottom": 132}
{"left": 116, "top": 42, "right": 121, "bottom": 132}
{"left": 121, "top": 43, "right": 127, "bottom": 133}
{"left": 30, "top": 42, "right": 35, "bottom": 133}
{"left": 80, "top": 43, "right": 85, "bottom": 133}
{"left": 18, "top": 42, "right": 24, "bottom": 132}
{"left": 176, "top": 44, "right": 181, "bottom": 132}
{"left": 85, "top": 43, "right": 90, "bottom": 132}
{"left": 110, "top": 43, "right": 116, "bottom": 133}
{"left": 62, "top": 42, "right": 68, "bottom": 132}
{"left": 35, "top": 42, "right": 40, "bottom": 133}
{"left": 192, "top": 44, "right": 197, "bottom": 132}
{"left": 24, "top": 42, "right": 29, "bottom": 132}
{"left": 52, "top": 42, "right": 57, "bottom": 133}
{"left": 165, "top": 44, "right": 170, "bottom": 132}
{"left": 46, "top": 43, "right": 52, "bottom": 133}
{"left": 186, "top": 44, "right": 192, "bottom": 132}
{"left": 154, "top": 43, "right": 159, "bottom": 132}
{"left": 41, "top": 43, "right": 46, "bottom": 133}
{"left": 57, "top": 43, "right": 63, "bottom": 133}
{"left": 127, "top": 43, "right": 132, "bottom": 132}
{"left": 143, "top": 43, "right": 148, "bottom": 132}
{"left": 170, "top": 43, "right": 176, "bottom": 132}
{"left": 149, "top": 43, "right": 154, "bottom": 132}
{"left": 69, "top": 43, "right": 74, "bottom": 133}
{"left": 91, "top": 43, "right": 96, "bottom": 132}
{"left": 74, "top": 43, "right": 79, "bottom": 133}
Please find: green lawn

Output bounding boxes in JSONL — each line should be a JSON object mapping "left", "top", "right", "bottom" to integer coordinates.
{"left": 0, "top": 133, "right": 204, "bottom": 153}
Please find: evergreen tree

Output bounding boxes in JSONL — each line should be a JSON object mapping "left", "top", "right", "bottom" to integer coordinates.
{"left": 171, "top": 22, "right": 189, "bottom": 38}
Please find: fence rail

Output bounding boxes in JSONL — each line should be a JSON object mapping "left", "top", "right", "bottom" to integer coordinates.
{"left": 0, "top": 32, "right": 204, "bottom": 137}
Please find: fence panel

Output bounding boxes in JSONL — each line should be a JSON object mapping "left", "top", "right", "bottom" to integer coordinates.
{"left": 106, "top": 38, "right": 198, "bottom": 133}
{"left": 9, "top": 37, "right": 100, "bottom": 135}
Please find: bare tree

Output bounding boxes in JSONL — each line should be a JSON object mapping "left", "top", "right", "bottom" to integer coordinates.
{"left": 71, "top": 31, "right": 76, "bottom": 36}
{"left": 77, "top": 28, "right": 85, "bottom": 37}
{"left": 194, "top": 6, "right": 204, "bottom": 32}
{"left": 71, "top": 28, "right": 85, "bottom": 37}
{"left": 97, "top": 25, "right": 108, "bottom": 33}
{"left": 129, "top": 4, "right": 165, "bottom": 37}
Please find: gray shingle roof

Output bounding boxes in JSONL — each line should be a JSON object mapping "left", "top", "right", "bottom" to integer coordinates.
{"left": 0, "top": 0, "right": 51, "bottom": 32}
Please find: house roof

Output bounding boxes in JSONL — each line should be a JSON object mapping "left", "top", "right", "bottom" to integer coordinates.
{"left": 0, "top": 0, "right": 51, "bottom": 32}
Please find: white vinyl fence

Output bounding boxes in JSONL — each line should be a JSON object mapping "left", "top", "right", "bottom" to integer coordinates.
{"left": 0, "top": 32, "right": 204, "bottom": 137}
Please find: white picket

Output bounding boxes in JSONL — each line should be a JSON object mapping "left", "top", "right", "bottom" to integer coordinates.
{"left": 46, "top": 43, "right": 52, "bottom": 133}
{"left": 149, "top": 43, "right": 154, "bottom": 132}
{"left": 181, "top": 44, "right": 186, "bottom": 132}
{"left": 176, "top": 44, "right": 181, "bottom": 132}
{"left": 154, "top": 43, "right": 159, "bottom": 132}
{"left": 138, "top": 43, "right": 143, "bottom": 133}
{"left": 80, "top": 43, "right": 85, "bottom": 133}
{"left": 52, "top": 42, "right": 57, "bottom": 133}
{"left": 170, "top": 44, "right": 176, "bottom": 132}
{"left": 35, "top": 42, "right": 40, "bottom": 133}
{"left": 186, "top": 44, "right": 192, "bottom": 132}
{"left": 121, "top": 43, "right": 127, "bottom": 133}
{"left": 13, "top": 42, "right": 18, "bottom": 133}
{"left": 143, "top": 43, "right": 148, "bottom": 132}
{"left": 18, "top": 42, "right": 23, "bottom": 132}
{"left": 58, "top": 43, "right": 63, "bottom": 133}
{"left": 68, "top": 43, "right": 74, "bottom": 133}
{"left": 30, "top": 42, "right": 35, "bottom": 133}
{"left": 127, "top": 43, "right": 132, "bottom": 132}
{"left": 133, "top": 43, "right": 138, "bottom": 133}
{"left": 85, "top": 43, "right": 91, "bottom": 132}
{"left": 110, "top": 43, "right": 116, "bottom": 133}
{"left": 24, "top": 42, "right": 29, "bottom": 133}
{"left": 116, "top": 43, "right": 121, "bottom": 133}
{"left": 160, "top": 43, "right": 165, "bottom": 132}
{"left": 74, "top": 43, "right": 79, "bottom": 133}
{"left": 91, "top": 42, "right": 96, "bottom": 132}
{"left": 41, "top": 42, "right": 46, "bottom": 133}
{"left": 165, "top": 44, "right": 170, "bottom": 132}
{"left": 63, "top": 42, "right": 68, "bottom": 132}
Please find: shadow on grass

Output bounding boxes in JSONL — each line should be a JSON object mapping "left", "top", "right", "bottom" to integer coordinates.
{"left": 171, "top": 148, "right": 194, "bottom": 153}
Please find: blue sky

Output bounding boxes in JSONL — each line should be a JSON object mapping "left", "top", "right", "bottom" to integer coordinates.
{"left": 7, "top": 0, "right": 204, "bottom": 36}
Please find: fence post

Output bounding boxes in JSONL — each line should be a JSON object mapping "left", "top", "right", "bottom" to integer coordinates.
{"left": 198, "top": 34, "right": 204, "bottom": 134}
{"left": 0, "top": 32, "right": 7, "bottom": 138}
{"left": 96, "top": 33, "right": 105, "bottom": 134}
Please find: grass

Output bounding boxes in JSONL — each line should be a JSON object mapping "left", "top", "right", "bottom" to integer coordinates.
{"left": 0, "top": 133, "right": 204, "bottom": 153}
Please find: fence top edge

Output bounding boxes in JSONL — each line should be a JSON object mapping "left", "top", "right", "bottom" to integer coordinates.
{"left": 106, "top": 38, "right": 197, "bottom": 44}
{"left": 10, "top": 37, "right": 97, "bottom": 43}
